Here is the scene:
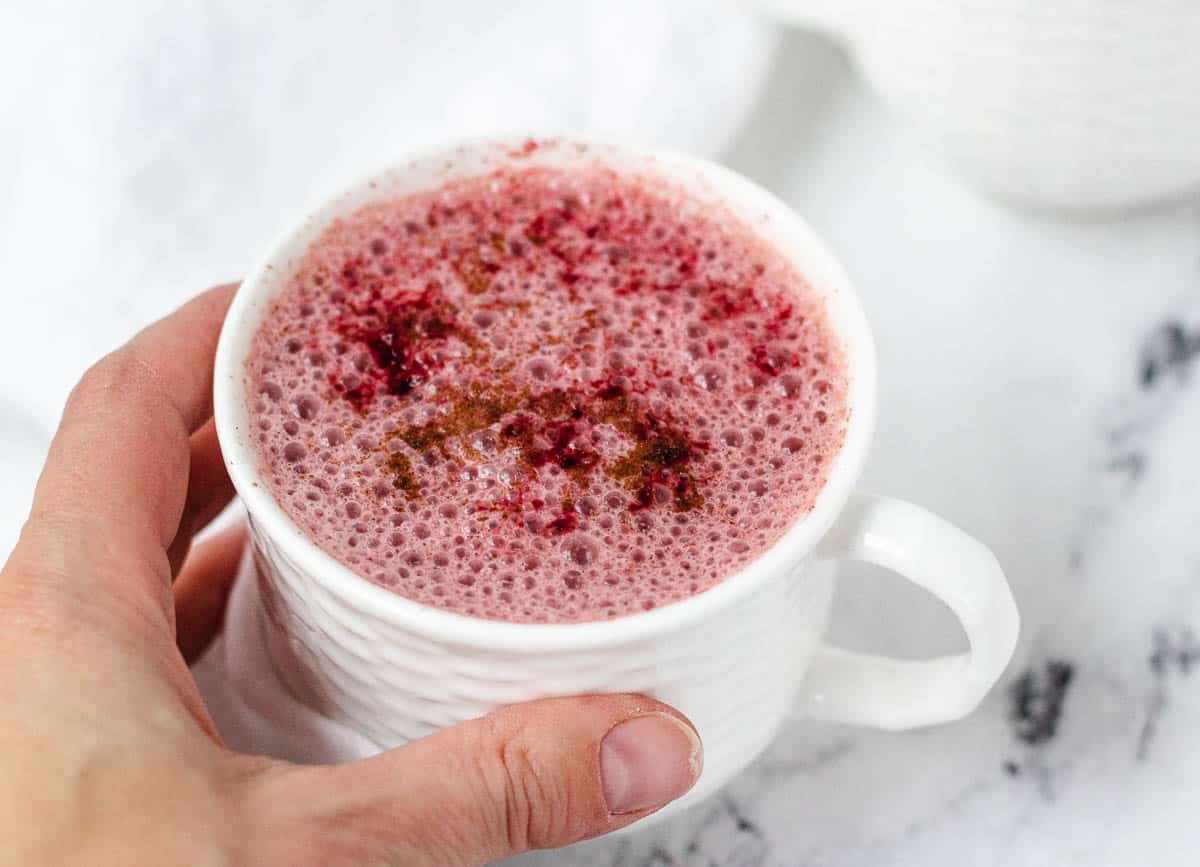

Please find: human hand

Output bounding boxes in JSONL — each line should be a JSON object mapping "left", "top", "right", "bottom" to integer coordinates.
{"left": 0, "top": 285, "right": 702, "bottom": 866}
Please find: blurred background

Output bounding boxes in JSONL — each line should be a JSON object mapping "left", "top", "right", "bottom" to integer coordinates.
{"left": 4, "top": 2, "right": 1200, "bottom": 864}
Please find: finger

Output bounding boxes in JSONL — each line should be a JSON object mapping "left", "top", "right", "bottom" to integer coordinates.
{"left": 174, "top": 524, "right": 246, "bottom": 665}
{"left": 17, "top": 284, "right": 237, "bottom": 618}
{"left": 248, "top": 695, "right": 702, "bottom": 865}
{"left": 166, "top": 419, "right": 236, "bottom": 577}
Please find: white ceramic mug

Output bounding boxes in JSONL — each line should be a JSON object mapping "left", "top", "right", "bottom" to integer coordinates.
{"left": 757, "top": 0, "right": 1200, "bottom": 212}
{"left": 213, "top": 137, "right": 1019, "bottom": 819}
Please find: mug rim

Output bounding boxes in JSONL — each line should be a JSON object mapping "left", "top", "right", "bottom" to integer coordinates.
{"left": 213, "top": 135, "right": 877, "bottom": 652}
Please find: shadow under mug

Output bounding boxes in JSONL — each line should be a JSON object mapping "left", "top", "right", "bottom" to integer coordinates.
{"left": 213, "top": 137, "right": 1020, "bottom": 821}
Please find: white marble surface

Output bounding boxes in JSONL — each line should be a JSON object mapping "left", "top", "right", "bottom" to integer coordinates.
{"left": 4, "top": 6, "right": 1200, "bottom": 865}
{"left": 506, "top": 38, "right": 1200, "bottom": 867}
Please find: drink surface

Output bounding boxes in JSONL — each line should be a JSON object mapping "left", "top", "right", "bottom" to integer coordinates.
{"left": 247, "top": 164, "right": 848, "bottom": 623}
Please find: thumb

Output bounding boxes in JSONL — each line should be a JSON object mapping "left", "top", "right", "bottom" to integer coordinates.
{"left": 246, "top": 695, "right": 702, "bottom": 866}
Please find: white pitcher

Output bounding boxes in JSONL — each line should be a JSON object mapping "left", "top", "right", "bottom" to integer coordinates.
{"left": 757, "top": 0, "right": 1200, "bottom": 212}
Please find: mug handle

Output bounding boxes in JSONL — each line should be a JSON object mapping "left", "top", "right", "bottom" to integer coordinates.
{"left": 794, "top": 493, "right": 1020, "bottom": 729}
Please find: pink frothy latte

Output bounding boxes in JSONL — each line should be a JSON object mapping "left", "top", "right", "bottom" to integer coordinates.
{"left": 246, "top": 164, "right": 848, "bottom": 623}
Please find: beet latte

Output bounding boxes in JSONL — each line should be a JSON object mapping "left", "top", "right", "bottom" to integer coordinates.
{"left": 246, "top": 163, "right": 848, "bottom": 623}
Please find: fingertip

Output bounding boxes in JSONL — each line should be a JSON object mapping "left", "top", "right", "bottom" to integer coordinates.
{"left": 600, "top": 711, "right": 702, "bottom": 815}
{"left": 174, "top": 523, "right": 247, "bottom": 663}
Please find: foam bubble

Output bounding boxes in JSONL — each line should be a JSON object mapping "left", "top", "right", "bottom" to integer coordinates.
{"left": 562, "top": 534, "right": 600, "bottom": 567}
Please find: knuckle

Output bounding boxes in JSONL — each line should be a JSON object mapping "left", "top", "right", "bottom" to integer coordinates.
{"left": 68, "top": 349, "right": 194, "bottom": 443}
{"left": 483, "top": 718, "right": 574, "bottom": 853}
{"left": 70, "top": 350, "right": 163, "bottom": 412}
{"left": 499, "top": 740, "right": 549, "bottom": 851}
